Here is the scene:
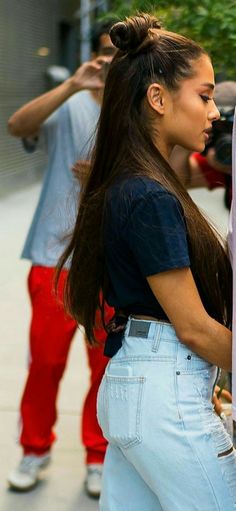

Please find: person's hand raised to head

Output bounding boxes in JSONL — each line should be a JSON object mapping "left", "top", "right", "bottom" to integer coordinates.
{"left": 70, "top": 56, "right": 113, "bottom": 92}
{"left": 72, "top": 160, "right": 91, "bottom": 186}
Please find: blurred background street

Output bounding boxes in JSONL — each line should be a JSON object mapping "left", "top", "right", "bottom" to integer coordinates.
{"left": 0, "top": 183, "right": 98, "bottom": 511}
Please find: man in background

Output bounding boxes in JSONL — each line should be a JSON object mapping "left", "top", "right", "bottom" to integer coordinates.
{"left": 7, "top": 18, "right": 116, "bottom": 497}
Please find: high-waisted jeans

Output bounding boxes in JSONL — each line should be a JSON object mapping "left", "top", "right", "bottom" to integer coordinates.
{"left": 97, "top": 319, "right": 236, "bottom": 510}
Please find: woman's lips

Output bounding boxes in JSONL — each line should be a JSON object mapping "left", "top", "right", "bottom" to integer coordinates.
{"left": 203, "top": 128, "right": 212, "bottom": 142}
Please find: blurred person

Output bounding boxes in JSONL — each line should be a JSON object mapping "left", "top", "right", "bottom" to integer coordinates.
{"left": 7, "top": 18, "right": 116, "bottom": 496}
{"left": 57, "top": 14, "right": 235, "bottom": 511}
{"left": 170, "top": 81, "right": 236, "bottom": 209}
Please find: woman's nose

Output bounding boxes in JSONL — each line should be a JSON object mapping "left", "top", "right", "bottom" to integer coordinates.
{"left": 209, "top": 102, "right": 220, "bottom": 122}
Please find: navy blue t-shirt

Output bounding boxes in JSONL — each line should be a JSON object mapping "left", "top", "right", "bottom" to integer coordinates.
{"left": 104, "top": 176, "right": 190, "bottom": 320}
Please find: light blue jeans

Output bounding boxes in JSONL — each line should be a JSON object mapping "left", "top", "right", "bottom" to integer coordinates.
{"left": 97, "top": 319, "right": 236, "bottom": 511}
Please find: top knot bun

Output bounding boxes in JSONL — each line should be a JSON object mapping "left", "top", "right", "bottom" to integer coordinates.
{"left": 110, "top": 14, "right": 162, "bottom": 53}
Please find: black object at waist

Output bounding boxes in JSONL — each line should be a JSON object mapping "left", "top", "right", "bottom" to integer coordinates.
{"left": 104, "top": 311, "right": 170, "bottom": 358}
{"left": 121, "top": 306, "right": 169, "bottom": 322}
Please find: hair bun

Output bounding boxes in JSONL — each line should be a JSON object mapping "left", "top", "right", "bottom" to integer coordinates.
{"left": 110, "top": 14, "right": 161, "bottom": 53}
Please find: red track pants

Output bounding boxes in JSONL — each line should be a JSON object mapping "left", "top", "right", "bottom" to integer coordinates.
{"left": 19, "top": 266, "right": 113, "bottom": 464}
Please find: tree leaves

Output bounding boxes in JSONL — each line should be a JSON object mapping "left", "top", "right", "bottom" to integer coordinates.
{"left": 108, "top": 0, "right": 236, "bottom": 79}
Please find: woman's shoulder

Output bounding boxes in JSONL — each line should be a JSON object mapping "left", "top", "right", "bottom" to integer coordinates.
{"left": 105, "top": 174, "right": 185, "bottom": 232}
{"left": 108, "top": 175, "right": 171, "bottom": 202}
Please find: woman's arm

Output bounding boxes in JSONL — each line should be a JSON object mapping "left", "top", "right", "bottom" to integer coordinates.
{"left": 147, "top": 267, "right": 232, "bottom": 371}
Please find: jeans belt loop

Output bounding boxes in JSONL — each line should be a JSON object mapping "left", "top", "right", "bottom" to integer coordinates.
{"left": 151, "top": 323, "right": 162, "bottom": 352}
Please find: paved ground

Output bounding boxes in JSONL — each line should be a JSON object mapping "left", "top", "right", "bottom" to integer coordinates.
{"left": 0, "top": 182, "right": 229, "bottom": 511}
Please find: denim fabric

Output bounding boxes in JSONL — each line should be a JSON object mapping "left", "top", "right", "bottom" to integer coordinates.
{"left": 97, "top": 319, "right": 236, "bottom": 511}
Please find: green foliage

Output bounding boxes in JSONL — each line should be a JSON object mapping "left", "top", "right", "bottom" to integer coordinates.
{"left": 108, "top": 0, "right": 236, "bottom": 79}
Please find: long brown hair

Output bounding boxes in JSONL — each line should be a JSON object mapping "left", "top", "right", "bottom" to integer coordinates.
{"left": 57, "top": 13, "right": 232, "bottom": 343}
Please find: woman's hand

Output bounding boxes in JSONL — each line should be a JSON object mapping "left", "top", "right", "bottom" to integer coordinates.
{"left": 212, "top": 384, "right": 232, "bottom": 416}
{"left": 72, "top": 160, "right": 91, "bottom": 185}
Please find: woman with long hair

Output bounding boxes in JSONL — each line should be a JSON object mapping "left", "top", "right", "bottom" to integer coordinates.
{"left": 58, "top": 13, "right": 236, "bottom": 511}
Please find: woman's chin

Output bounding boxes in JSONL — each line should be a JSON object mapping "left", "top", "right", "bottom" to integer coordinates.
{"left": 178, "top": 140, "right": 205, "bottom": 154}
{"left": 192, "top": 142, "right": 205, "bottom": 153}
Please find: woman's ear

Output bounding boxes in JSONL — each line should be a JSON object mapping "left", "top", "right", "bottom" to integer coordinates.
{"left": 146, "top": 83, "right": 165, "bottom": 115}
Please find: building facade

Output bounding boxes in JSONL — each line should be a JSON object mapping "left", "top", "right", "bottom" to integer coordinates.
{"left": 0, "top": 0, "right": 105, "bottom": 195}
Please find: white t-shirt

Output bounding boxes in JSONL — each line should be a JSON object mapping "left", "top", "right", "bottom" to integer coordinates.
{"left": 21, "top": 91, "right": 100, "bottom": 267}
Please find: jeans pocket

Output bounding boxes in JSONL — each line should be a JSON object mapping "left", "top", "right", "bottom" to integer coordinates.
{"left": 97, "top": 373, "right": 145, "bottom": 449}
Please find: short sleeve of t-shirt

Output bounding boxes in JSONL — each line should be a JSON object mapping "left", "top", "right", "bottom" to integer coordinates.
{"left": 124, "top": 190, "right": 190, "bottom": 276}
{"left": 22, "top": 108, "right": 61, "bottom": 154}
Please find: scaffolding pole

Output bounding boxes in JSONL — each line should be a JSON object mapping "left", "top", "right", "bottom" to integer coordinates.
{"left": 74, "top": 0, "right": 107, "bottom": 63}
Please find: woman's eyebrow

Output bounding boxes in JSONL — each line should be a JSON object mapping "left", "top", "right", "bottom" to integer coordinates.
{"left": 200, "top": 82, "right": 215, "bottom": 90}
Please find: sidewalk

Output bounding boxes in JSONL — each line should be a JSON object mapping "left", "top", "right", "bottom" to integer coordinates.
{"left": 0, "top": 184, "right": 98, "bottom": 511}
{"left": 0, "top": 182, "right": 229, "bottom": 511}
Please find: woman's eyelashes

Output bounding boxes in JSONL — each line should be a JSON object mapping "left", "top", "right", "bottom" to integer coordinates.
{"left": 200, "top": 94, "right": 213, "bottom": 103}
